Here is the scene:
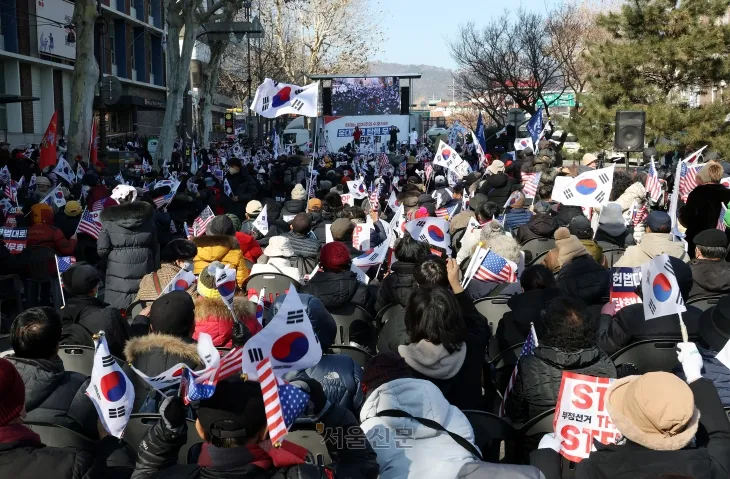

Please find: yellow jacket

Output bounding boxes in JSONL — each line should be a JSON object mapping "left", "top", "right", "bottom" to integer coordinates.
{"left": 192, "top": 235, "right": 249, "bottom": 286}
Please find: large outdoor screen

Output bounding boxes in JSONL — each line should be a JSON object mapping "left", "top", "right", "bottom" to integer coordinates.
{"left": 331, "top": 77, "right": 401, "bottom": 116}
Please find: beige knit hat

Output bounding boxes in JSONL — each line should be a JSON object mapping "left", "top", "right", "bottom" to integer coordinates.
{"left": 606, "top": 372, "right": 699, "bottom": 451}
{"left": 554, "top": 227, "right": 588, "bottom": 266}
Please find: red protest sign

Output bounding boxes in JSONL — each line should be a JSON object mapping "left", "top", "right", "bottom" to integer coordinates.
{"left": 610, "top": 267, "right": 642, "bottom": 312}
{"left": 553, "top": 372, "right": 619, "bottom": 462}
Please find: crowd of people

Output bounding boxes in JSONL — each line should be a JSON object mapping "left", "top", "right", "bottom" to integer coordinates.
{"left": 331, "top": 77, "right": 402, "bottom": 116}
{"left": 0, "top": 129, "right": 729, "bottom": 479}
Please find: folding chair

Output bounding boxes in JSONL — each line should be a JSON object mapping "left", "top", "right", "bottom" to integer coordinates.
{"left": 242, "top": 273, "right": 301, "bottom": 300}
{"left": 462, "top": 409, "right": 516, "bottom": 463}
{"left": 474, "top": 296, "right": 511, "bottom": 337}
{"left": 687, "top": 295, "right": 725, "bottom": 312}
{"left": 25, "top": 422, "right": 96, "bottom": 450}
{"left": 521, "top": 238, "right": 556, "bottom": 266}
{"left": 327, "top": 345, "right": 373, "bottom": 368}
{"left": 327, "top": 303, "right": 376, "bottom": 350}
{"left": 58, "top": 345, "right": 124, "bottom": 376}
{"left": 610, "top": 339, "right": 680, "bottom": 374}
{"left": 126, "top": 300, "right": 151, "bottom": 319}
{"left": 288, "top": 422, "right": 331, "bottom": 466}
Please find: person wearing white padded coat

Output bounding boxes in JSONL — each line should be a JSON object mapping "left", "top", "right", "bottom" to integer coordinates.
{"left": 359, "top": 377, "right": 545, "bottom": 479}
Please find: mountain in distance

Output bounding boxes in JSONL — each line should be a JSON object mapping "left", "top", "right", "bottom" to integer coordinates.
{"left": 368, "top": 61, "right": 454, "bottom": 105}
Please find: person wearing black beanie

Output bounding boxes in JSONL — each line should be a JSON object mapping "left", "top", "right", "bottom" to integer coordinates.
{"left": 59, "top": 263, "right": 130, "bottom": 359}
{"left": 136, "top": 239, "right": 198, "bottom": 301}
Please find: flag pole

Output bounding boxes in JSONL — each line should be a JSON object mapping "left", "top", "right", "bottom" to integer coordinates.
{"left": 678, "top": 311, "right": 688, "bottom": 343}
{"left": 461, "top": 242, "right": 483, "bottom": 288}
{"left": 73, "top": 206, "right": 87, "bottom": 237}
{"left": 54, "top": 254, "right": 66, "bottom": 308}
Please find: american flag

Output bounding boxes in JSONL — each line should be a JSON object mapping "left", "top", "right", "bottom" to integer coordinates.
{"left": 378, "top": 153, "right": 389, "bottom": 173}
{"left": 718, "top": 203, "right": 727, "bottom": 232}
{"left": 645, "top": 159, "right": 661, "bottom": 202}
{"left": 425, "top": 162, "right": 433, "bottom": 181}
{"left": 153, "top": 191, "right": 175, "bottom": 209}
{"left": 91, "top": 198, "right": 106, "bottom": 212}
{"left": 679, "top": 162, "right": 701, "bottom": 202}
{"left": 218, "top": 347, "right": 243, "bottom": 381}
{"left": 632, "top": 202, "right": 649, "bottom": 227}
{"left": 3, "top": 181, "right": 17, "bottom": 204}
{"left": 369, "top": 182, "right": 379, "bottom": 211}
{"left": 257, "top": 358, "right": 309, "bottom": 445}
{"left": 474, "top": 249, "right": 517, "bottom": 283}
{"left": 56, "top": 255, "right": 76, "bottom": 274}
{"left": 179, "top": 366, "right": 217, "bottom": 404}
{"left": 521, "top": 172, "right": 541, "bottom": 199}
{"left": 142, "top": 182, "right": 150, "bottom": 193}
{"left": 193, "top": 206, "right": 215, "bottom": 237}
{"left": 499, "top": 323, "right": 538, "bottom": 417}
{"left": 435, "top": 204, "right": 457, "bottom": 219}
{"left": 77, "top": 209, "right": 102, "bottom": 239}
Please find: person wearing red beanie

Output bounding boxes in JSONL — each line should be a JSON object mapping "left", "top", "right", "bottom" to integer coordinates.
{"left": 0, "top": 358, "right": 135, "bottom": 478}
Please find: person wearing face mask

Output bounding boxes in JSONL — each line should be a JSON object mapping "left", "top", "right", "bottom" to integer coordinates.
{"left": 135, "top": 239, "right": 198, "bottom": 301}
{"left": 221, "top": 157, "right": 259, "bottom": 222}
{"left": 59, "top": 263, "right": 131, "bottom": 359}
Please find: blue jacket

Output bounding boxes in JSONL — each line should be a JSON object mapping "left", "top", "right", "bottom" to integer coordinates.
{"left": 273, "top": 293, "right": 365, "bottom": 412}
{"left": 676, "top": 346, "right": 730, "bottom": 406}
{"left": 505, "top": 208, "right": 533, "bottom": 231}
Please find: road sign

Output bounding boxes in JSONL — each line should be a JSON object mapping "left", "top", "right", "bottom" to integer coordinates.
{"left": 538, "top": 92, "right": 576, "bottom": 108}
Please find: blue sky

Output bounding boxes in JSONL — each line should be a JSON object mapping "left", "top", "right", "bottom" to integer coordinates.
{"left": 373, "top": 0, "right": 549, "bottom": 69}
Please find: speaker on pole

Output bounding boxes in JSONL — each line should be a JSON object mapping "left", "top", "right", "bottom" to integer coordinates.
{"left": 614, "top": 111, "right": 646, "bottom": 151}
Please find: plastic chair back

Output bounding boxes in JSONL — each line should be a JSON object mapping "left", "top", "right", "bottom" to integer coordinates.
{"left": 328, "top": 345, "right": 373, "bottom": 368}
{"left": 25, "top": 422, "right": 96, "bottom": 450}
{"left": 521, "top": 238, "right": 556, "bottom": 265}
{"left": 687, "top": 295, "right": 725, "bottom": 312}
{"left": 126, "top": 300, "right": 151, "bottom": 318}
{"left": 243, "top": 273, "right": 301, "bottom": 299}
{"left": 58, "top": 345, "right": 123, "bottom": 376}
{"left": 610, "top": 339, "right": 680, "bottom": 374}
{"left": 327, "top": 303, "right": 375, "bottom": 347}
{"left": 462, "top": 409, "right": 515, "bottom": 463}
{"left": 474, "top": 296, "right": 511, "bottom": 336}
{"left": 288, "top": 423, "right": 331, "bottom": 466}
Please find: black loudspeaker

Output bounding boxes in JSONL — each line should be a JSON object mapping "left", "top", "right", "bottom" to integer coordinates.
{"left": 400, "top": 87, "right": 410, "bottom": 115}
{"left": 614, "top": 111, "right": 646, "bottom": 151}
{"left": 322, "top": 87, "right": 332, "bottom": 115}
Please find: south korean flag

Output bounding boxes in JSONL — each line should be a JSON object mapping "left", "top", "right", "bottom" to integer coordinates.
{"left": 241, "top": 287, "right": 322, "bottom": 381}
{"left": 641, "top": 254, "right": 687, "bottom": 321}
{"left": 85, "top": 333, "right": 134, "bottom": 438}
{"left": 553, "top": 165, "right": 615, "bottom": 208}
{"left": 433, "top": 140, "right": 464, "bottom": 171}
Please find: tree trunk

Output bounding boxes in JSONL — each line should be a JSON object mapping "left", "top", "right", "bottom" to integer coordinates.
{"left": 155, "top": 16, "right": 198, "bottom": 163}
{"left": 67, "top": 0, "right": 99, "bottom": 162}
{"left": 197, "top": 40, "right": 226, "bottom": 146}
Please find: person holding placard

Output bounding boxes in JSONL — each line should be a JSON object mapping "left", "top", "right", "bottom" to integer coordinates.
{"left": 532, "top": 351, "right": 730, "bottom": 479}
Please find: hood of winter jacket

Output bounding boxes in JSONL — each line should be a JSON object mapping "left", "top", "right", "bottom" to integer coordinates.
{"left": 581, "top": 239, "right": 604, "bottom": 263}
{"left": 5, "top": 356, "right": 67, "bottom": 410}
{"left": 124, "top": 333, "right": 200, "bottom": 365}
{"left": 486, "top": 173, "right": 509, "bottom": 189}
{"left": 193, "top": 235, "right": 240, "bottom": 263}
{"left": 99, "top": 201, "right": 154, "bottom": 229}
{"left": 691, "top": 259, "right": 730, "bottom": 294}
{"left": 193, "top": 296, "right": 255, "bottom": 347}
{"left": 282, "top": 199, "right": 307, "bottom": 215}
{"left": 555, "top": 205, "right": 584, "bottom": 227}
{"left": 639, "top": 232, "right": 687, "bottom": 259}
{"left": 528, "top": 213, "right": 557, "bottom": 236}
{"left": 384, "top": 262, "right": 419, "bottom": 307}
{"left": 360, "top": 377, "right": 476, "bottom": 443}
{"left": 507, "top": 288, "right": 563, "bottom": 324}
{"left": 534, "top": 345, "right": 610, "bottom": 371}
{"left": 30, "top": 204, "right": 54, "bottom": 225}
{"left": 398, "top": 340, "right": 467, "bottom": 380}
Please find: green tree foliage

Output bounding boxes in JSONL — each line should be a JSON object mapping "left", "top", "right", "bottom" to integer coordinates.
{"left": 570, "top": 0, "right": 730, "bottom": 156}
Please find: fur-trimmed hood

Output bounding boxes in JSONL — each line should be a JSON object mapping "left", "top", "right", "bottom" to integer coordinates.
{"left": 124, "top": 333, "right": 200, "bottom": 365}
{"left": 100, "top": 201, "right": 155, "bottom": 228}
{"left": 194, "top": 296, "right": 255, "bottom": 322}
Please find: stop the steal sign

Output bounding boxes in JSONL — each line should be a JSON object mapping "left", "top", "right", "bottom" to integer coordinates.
{"left": 553, "top": 372, "right": 620, "bottom": 462}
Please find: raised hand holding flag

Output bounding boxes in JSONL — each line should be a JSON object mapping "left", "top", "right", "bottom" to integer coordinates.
{"left": 214, "top": 264, "right": 238, "bottom": 316}
{"left": 641, "top": 254, "right": 688, "bottom": 341}
{"left": 252, "top": 205, "right": 269, "bottom": 236}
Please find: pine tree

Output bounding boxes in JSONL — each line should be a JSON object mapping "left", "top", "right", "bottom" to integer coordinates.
{"left": 570, "top": 0, "right": 730, "bottom": 157}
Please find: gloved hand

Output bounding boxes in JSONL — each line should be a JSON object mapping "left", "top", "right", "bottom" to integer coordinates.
{"left": 291, "top": 378, "right": 328, "bottom": 417}
{"left": 538, "top": 433, "right": 561, "bottom": 452}
{"left": 677, "top": 342, "right": 703, "bottom": 384}
{"left": 159, "top": 395, "right": 187, "bottom": 430}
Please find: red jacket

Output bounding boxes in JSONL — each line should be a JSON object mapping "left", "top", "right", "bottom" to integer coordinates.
{"left": 235, "top": 232, "right": 263, "bottom": 264}
{"left": 27, "top": 205, "right": 76, "bottom": 255}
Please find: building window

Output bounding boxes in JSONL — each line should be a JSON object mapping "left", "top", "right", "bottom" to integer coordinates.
{"left": 109, "top": 27, "right": 115, "bottom": 66}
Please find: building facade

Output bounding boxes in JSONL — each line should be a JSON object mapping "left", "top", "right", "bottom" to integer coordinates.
{"left": 0, "top": 0, "right": 166, "bottom": 147}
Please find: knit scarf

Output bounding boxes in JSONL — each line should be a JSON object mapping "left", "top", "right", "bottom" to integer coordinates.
{"left": 398, "top": 340, "right": 467, "bottom": 380}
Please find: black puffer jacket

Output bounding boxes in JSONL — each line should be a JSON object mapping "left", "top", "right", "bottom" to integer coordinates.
{"left": 4, "top": 356, "right": 97, "bottom": 438}
{"left": 60, "top": 295, "right": 131, "bottom": 359}
{"left": 516, "top": 213, "right": 557, "bottom": 243}
{"left": 98, "top": 202, "right": 158, "bottom": 309}
{"left": 594, "top": 226, "right": 635, "bottom": 248}
{"left": 303, "top": 271, "right": 376, "bottom": 315}
{"left": 597, "top": 302, "right": 702, "bottom": 356}
{"left": 479, "top": 173, "right": 518, "bottom": 208}
{"left": 0, "top": 426, "right": 134, "bottom": 479}
{"left": 689, "top": 259, "right": 730, "bottom": 300}
{"left": 554, "top": 205, "right": 584, "bottom": 227}
{"left": 122, "top": 333, "right": 201, "bottom": 413}
{"left": 374, "top": 261, "right": 418, "bottom": 312}
{"left": 275, "top": 199, "right": 307, "bottom": 229}
{"left": 54, "top": 212, "right": 80, "bottom": 240}
{"left": 495, "top": 288, "right": 563, "bottom": 354}
{"left": 506, "top": 345, "right": 617, "bottom": 424}
{"left": 556, "top": 254, "right": 610, "bottom": 305}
